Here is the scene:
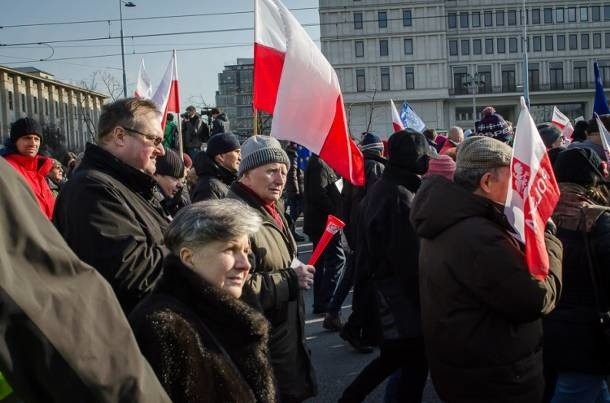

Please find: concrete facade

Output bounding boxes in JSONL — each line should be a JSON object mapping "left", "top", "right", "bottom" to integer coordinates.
{"left": 319, "top": 0, "right": 610, "bottom": 137}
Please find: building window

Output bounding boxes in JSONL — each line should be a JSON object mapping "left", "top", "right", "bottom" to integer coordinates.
{"left": 33, "top": 96, "right": 38, "bottom": 114}
{"left": 573, "top": 61, "right": 588, "bottom": 88}
{"left": 448, "top": 13, "right": 457, "bottom": 29}
{"left": 378, "top": 11, "right": 387, "bottom": 28}
{"left": 592, "top": 6, "right": 601, "bottom": 22}
{"left": 354, "top": 12, "right": 363, "bottom": 29}
{"left": 21, "top": 94, "right": 26, "bottom": 112}
{"left": 485, "top": 38, "right": 494, "bottom": 54}
{"left": 405, "top": 66, "right": 414, "bottom": 89}
{"left": 545, "top": 35, "right": 554, "bottom": 51}
{"left": 8, "top": 91, "right": 13, "bottom": 110}
{"left": 44, "top": 99, "right": 49, "bottom": 115}
{"left": 380, "top": 67, "right": 390, "bottom": 91}
{"left": 509, "top": 37, "right": 518, "bottom": 53}
{"left": 404, "top": 38, "right": 413, "bottom": 55}
{"left": 580, "top": 7, "right": 588, "bottom": 21}
{"left": 472, "top": 12, "right": 481, "bottom": 27}
{"left": 403, "top": 9, "right": 412, "bottom": 26}
{"left": 556, "top": 8, "right": 564, "bottom": 23}
{"left": 569, "top": 34, "right": 578, "bottom": 50}
{"left": 581, "top": 33, "right": 589, "bottom": 49}
{"left": 497, "top": 38, "right": 506, "bottom": 53}
{"left": 529, "top": 63, "right": 540, "bottom": 91}
{"left": 473, "top": 39, "right": 482, "bottom": 55}
{"left": 461, "top": 40, "right": 470, "bottom": 55}
{"left": 453, "top": 66, "right": 468, "bottom": 94}
{"left": 478, "top": 65, "right": 492, "bottom": 93}
{"left": 532, "top": 8, "right": 541, "bottom": 24}
{"left": 557, "top": 34, "right": 566, "bottom": 50}
{"left": 501, "top": 64, "right": 516, "bottom": 92}
{"left": 496, "top": 10, "right": 505, "bottom": 26}
{"left": 533, "top": 36, "right": 542, "bottom": 52}
{"left": 379, "top": 39, "right": 389, "bottom": 56}
{"left": 567, "top": 7, "right": 576, "bottom": 23}
{"left": 55, "top": 101, "right": 59, "bottom": 117}
{"left": 484, "top": 10, "right": 493, "bottom": 26}
{"left": 550, "top": 62, "right": 563, "bottom": 90}
{"left": 606, "top": 33, "right": 610, "bottom": 48}
{"left": 355, "top": 40, "right": 364, "bottom": 57}
{"left": 544, "top": 8, "right": 553, "bottom": 23}
{"left": 356, "top": 69, "right": 365, "bottom": 92}
{"left": 594, "top": 33, "right": 602, "bottom": 49}
{"left": 460, "top": 12, "right": 469, "bottom": 28}
{"left": 508, "top": 10, "right": 517, "bottom": 25}
{"left": 449, "top": 40, "right": 458, "bottom": 56}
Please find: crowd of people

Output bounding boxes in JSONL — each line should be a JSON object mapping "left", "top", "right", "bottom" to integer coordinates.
{"left": 0, "top": 97, "right": 609, "bottom": 403}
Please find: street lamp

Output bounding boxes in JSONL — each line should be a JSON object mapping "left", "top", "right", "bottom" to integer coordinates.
{"left": 463, "top": 73, "right": 484, "bottom": 129}
{"left": 119, "top": 0, "right": 136, "bottom": 98}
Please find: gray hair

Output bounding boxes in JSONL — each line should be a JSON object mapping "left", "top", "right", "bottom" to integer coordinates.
{"left": 454, "top": 166, "right": 501, "bottom": 192}
{"left": 164, "top": 199, "right": 262, "bottom": 255}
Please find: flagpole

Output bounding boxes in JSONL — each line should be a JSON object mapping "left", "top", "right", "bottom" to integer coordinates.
{"left": 521, "top": 0, "right": 529, "bottom": 106}
{"left": 253, "top": 108, "right": 258, "bottom": 136}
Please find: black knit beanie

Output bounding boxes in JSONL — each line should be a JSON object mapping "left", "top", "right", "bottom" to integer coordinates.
{"left": 10, "top": 117, "right": 43, "bottom": 144}
{"left": 206, "top": 132, "right": 240, "bottom": 158}
{"left": 155, "top": 147, "right": 185, "bottom": 178}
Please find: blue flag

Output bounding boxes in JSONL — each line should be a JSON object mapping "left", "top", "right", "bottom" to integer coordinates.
{"left": 296, "top": 144, "right": 311, "bottom": 170}
{"left": 594, "top": 61, "right": 610, "bottom": 116}
{"left": 399, "top": 101, "right": 426, "bottom": 132}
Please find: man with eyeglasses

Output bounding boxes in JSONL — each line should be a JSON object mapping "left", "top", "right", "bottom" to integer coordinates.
{"left": 54, "top": 98, "right": 170, "bottom": 314}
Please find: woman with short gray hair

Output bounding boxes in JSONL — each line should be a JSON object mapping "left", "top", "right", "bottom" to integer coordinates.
{"left": 129, "top": 199, "right": 276, "bottom": 403}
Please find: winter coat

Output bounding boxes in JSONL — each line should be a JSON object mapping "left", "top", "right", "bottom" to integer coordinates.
{"left": 341, "top": 151, "right": 386, "bottom": 248}
{"left": 211, "top": 113, "right": 229, "bottom": 136}
{"left": 129, "top": 255, "right": 276, "bottom": 403}
{"left": 410, "top": 175, "right": 563, "bottom": 403}
{"left": 0, "top": 157, "right": 170, "bottom": 403}
{"left": 191, "top": 152, "right": 236, "bottom": 201}
{"left": 355, "top": 166, "right": 423, "bottom": 340}
{"left": 182, "top": 114, "right": 209, "bottom": 149}
{"left": 303, "top": 154, "right": 341, "bottom": 242}
{"left": 227, "top": 182, "right": 317, "bottom": 402}
{"left": 284, "top": 145, "right": 304, "bottom": 199}
{"left": 3, "top": 152, "right": 55, "bottom": 218}
{"left": 544, "top": 183, "right": 610, "bottom": 374}
{"left": 53, "top": 143, "right": 170, "bottom": 314}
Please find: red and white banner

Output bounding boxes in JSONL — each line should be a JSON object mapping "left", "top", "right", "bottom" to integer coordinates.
{"left": 253, "top": 0, "right": 364, "bottom": 185}
{"left": 152, "top": 50, "right": 180, "bottom": 130}
{"left": 134, "top": 59, "right": 152, "bottom": 99}
{"left": 595, "top": 113, "right": 610, "bottom": 161}
{"left": 551, "top": 106, "right": 574, "bottom": 142}
{"left": 505, "top": 97, "right": 560, "bottom": 280}
{"left": 390, "top": 99, "right": 405, "bottom": 132}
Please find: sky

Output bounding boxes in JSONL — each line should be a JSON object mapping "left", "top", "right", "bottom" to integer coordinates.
{"left": 0, "top": 0, "right": 320, "bottom": 109}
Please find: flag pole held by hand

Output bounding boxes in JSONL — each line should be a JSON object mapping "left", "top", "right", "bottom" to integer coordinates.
{"left": 307, "top": 215, "right": 345, "bottom": 266}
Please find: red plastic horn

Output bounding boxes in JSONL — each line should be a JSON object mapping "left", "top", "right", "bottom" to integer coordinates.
{"left": 307, "top": 215, "right": 346, "bottom": 266}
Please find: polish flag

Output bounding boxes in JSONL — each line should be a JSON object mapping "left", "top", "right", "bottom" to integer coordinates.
{"left": 505, "top": 97, "right": 560, "bottom": 280}
{"left": 152, "top": 50, "right": 180, "bottom": 130}
{"left": 134, "top": 59, "right": 152, "bottom": 99}
{"left": 390, "top": 99, "right": 405, "bottom": 132}
{"left": 595, "top": 113, "right": 610, "bottom": 161}
{"left": 253, "top": 0, "right": 364, "bottom": 185}
{"left": 551, "top": 106, "right": 574, "bottom": 142}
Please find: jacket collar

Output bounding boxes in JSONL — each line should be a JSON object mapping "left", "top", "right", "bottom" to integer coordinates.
{"left": 194, "top": 152, "right": 237, "bottom": 184}
{"left": 382, "top": 166, "right": 422, "bottom": 193}
{"left": 78, "top": 142, "right": 158, "bottom": 199}
{"left": 4, "top": 152, "right": 53, "bottom": 175}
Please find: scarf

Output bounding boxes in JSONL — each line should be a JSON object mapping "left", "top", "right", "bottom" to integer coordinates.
{"left": 553, "top": 183, "right": 610, "bottom": 232}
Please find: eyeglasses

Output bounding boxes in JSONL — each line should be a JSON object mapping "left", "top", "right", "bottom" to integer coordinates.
{"left": 121, "top": 126, "right": 163, "bottom": 146}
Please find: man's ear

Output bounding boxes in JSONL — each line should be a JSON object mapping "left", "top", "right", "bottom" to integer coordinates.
{"left": 478, "top": 171, "right": 493, "bottom": 195}
{"left": 179, "top": 247, "right": 194, "bottom": 268}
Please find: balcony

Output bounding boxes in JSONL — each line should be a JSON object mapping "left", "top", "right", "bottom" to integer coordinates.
{"left": 449, "top": 81, "right": 596, "bottom": 96}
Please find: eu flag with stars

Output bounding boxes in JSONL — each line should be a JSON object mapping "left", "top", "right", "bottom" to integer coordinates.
{"left": 400, "top": 101, "right": 426, "bottom": 132}
{"left": 296, "top": 144, "right": 311, "bottom": 170}
{"left": 594, "top": 61, "right": 610, "bottom": 116}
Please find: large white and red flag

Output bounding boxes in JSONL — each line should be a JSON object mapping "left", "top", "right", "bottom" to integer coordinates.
{"left": 390, "top": 99, "right": 405, "bottom": 132}
{"left": 551, "top": 106, "right": 574, "bottom": 142}
{"left": 134, "top": 59, "right": 152, "bottom": 99}
{"left": 595, "top": 113, "right": 610, "bottom": 161}
{"left": 253, "top": 0, "right": 364, "bottom": 185}
{"left": 505, "top": 97, "right": 560, "bottom": 280}
{"left": 152, "top": 50, "right": 180, "bottom": 130}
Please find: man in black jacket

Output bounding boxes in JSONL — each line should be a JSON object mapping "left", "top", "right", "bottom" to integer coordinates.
{"left": 182, "top": 105, "right": 209, "bottom": 159}
{"left": 54, "top": 98, "right": 170, "bottom": 314}
{"left": 303, "top": 153, "right": 346, "bottom": 317}
{"left": 410, "top": 136, "right": 563, "bottom": 403}
{"left": 191, "top": 131, "right": 240, "bottom": 201}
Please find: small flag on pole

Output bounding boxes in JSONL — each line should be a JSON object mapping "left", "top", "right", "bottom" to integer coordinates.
{"left": 595, "top": 113, "right": 610, "bottom": 162}
{"left": 594, "top": 61, "right": 610, "bottom": 116}
{"left": 551, "top": 106, "right": 574, "bottom": 142}
{"left": 399, "top": 101, "right": 426, "bottom": 132}
{"left": 134, "top": 59, "right": 152, "bottom": 99}
{"left": 390, "top": 99, "right": 405, "bottom": 132}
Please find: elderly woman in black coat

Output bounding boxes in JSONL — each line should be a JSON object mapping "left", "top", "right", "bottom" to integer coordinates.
{"left": 129, "top": 199, "right": 276, "bottom": 403}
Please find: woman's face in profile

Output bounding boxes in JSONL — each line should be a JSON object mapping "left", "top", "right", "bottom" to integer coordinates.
{"left": 182, "top": 234, "right": 252, "bottom": 298}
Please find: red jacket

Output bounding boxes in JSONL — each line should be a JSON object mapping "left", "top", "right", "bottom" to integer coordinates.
{"left": 4, "top": 153, "right": 55, "bottom": 219}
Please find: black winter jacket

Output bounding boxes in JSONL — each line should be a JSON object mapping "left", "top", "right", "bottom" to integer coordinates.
{"left": 303, "top": 154, "right": 341, "bottom": 242}
{"left": 182, "top": 114, "right": 209, "bottom": 149}
{"left": 410, "top": 176, "right": 563, "bottom": 403}
{"left": 191, "top": 152, "right": 236, "bottom": 201}
{"left": 129, "top": 255, "right": 276, "bottom": 403}
{"left": 284, "top": 145, "right": 304, "bottom": 199}
{"left": 54, "top": 143, "right": 170, "bottom": 314}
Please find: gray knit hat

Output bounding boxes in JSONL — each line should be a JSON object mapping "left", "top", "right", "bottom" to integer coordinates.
{"left": 456, "top": 136, "right": 512, "bottom": 170}
{"left": 238, "top": 135, "right": 290, "bottom": 176}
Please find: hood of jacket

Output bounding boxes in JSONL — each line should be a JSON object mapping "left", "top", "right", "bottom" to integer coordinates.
{"left": 411, "top": 175, "right": 514, "bottom": 239}
{"left": 194, "top": 151, "right": 236, "bottom": 183}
